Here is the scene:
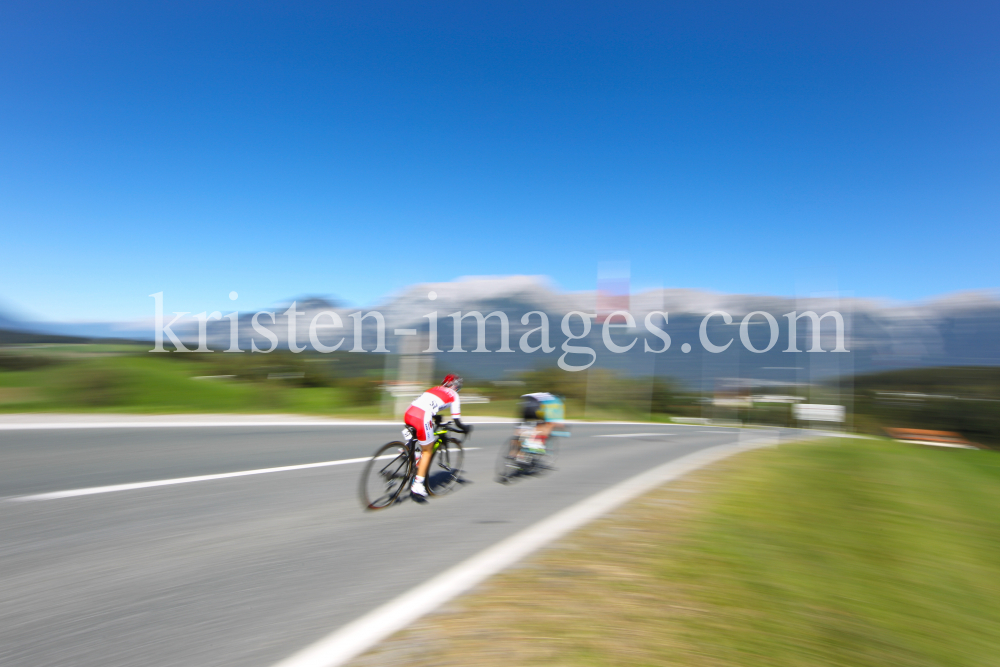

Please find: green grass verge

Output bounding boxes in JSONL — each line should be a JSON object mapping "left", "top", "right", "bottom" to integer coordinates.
{"left": 352, "top": 438, "right": 1000, "bottom": 667}
{"left": 0, "top": 350, "right": 387, "bottom": 416}
{"left": 0, "top": 347, "right": 679, "bottom": 420}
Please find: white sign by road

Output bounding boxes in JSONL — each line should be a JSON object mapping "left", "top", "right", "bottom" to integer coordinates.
{"left": 794, "top": 403, "right": 845, "bottom": 422}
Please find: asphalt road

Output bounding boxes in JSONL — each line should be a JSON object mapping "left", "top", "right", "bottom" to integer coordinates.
{"left": 0, "top": 422, "right": 756, "bottom": 667}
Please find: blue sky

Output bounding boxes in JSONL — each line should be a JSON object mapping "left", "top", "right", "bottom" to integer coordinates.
{"left": 1, "top": 1, "right": 998, "bottom": 321}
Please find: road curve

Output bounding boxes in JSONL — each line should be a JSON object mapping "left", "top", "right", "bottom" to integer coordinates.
{"left": 0, "top": 422, "right": 752, "bottom": 667}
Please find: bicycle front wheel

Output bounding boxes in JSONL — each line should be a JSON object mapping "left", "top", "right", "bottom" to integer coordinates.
{"left": 359, "top": 441, "right": 412, "bottom": 510}
{"left": 427, "top": 436, "right": 464, "bottom": 496}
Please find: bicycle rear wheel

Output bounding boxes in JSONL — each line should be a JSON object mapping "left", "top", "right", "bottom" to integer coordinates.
{"left": 427, "top": 436, "right": 464, "bottom": 496}
{"left": 359, "top": 441, "right": 412, "bottom": 510}
{"left": 495, "top": 436, "right": 521, "bottom": 483}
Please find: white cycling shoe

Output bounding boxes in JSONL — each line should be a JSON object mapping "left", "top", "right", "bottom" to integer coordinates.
{"left": 411, "top": 480, "right": 428, "bottom": 497}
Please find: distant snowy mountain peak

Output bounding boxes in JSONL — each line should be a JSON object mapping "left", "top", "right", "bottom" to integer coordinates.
{"left": 922, "top": 290, "right": 1000, "bottom": 315}
{"left": 388, "top": 275, "right": 559, "bottom": 305}
{"left": 4, "top": 277, "right": 1000, "bottom": 382}
{"left": 375, "top": 275, "right": 574, "bottom": 326}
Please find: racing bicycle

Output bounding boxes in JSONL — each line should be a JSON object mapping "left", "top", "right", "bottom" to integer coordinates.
{"left": 359, "top": 416, "right": 466, "bottom": 510}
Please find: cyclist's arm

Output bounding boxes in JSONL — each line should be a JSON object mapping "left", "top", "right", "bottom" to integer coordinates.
{"left": 450, "top": 395, "right": 472, "bottom": 433}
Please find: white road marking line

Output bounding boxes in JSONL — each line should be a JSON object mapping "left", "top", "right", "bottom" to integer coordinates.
{"left": 7, "top": 457, "right": 373, "bottom": 502}
{"left": 593, "top": 433, "right": 675, "bottom": 438}
{"left": 5, "top": 448, "right": 480, "bottom": 502}
{"left": 269, "top": 435, "right": 777, "bottom": 667}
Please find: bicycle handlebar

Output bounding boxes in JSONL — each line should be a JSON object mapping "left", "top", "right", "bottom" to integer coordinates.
{"left": 435, "top": 420, "right": 469, "bottom": 436}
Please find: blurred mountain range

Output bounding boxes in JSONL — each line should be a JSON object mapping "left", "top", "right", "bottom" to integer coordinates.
{"left": 3, "top": 276, "right": 999, "bottom": 387}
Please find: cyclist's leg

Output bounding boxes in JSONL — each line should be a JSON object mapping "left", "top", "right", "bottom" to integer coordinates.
{"left": 523, "top": 419, "right": 551, "bottom": 453}
{"left": 538, "top": 421, "right": 555, "bottom": 440}
{"left": 532, "top": 397, "right": 562, "bottom": 450}
{"left": 405, "top": 408, "right": 435, "bottom": 494}
{"left": 518, "top": 396, "right": 543, "bottom": 453}
{"left": 416, "top": 438, "right": 434, "bottom": 478}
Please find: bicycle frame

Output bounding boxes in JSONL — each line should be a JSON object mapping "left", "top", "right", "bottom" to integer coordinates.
{"left": 407, "top": 425, "right": 448, "bottom": 453}
{"left": 406, "top": 421, "right": 463, "bottom": 467}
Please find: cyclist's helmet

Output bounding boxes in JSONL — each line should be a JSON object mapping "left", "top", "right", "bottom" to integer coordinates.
{"left": 442, "top": 374, "right": 463, "bottom": 392}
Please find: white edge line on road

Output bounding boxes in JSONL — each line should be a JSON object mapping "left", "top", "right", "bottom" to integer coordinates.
{"left": 269, "top": 432, "right": 779, "bottom": 667}
{"left": 6, "top": 448, "right": 481, "bottom": 502}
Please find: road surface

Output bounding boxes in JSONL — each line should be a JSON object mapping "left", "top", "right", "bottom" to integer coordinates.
{"left": 0, "top": 421, "right": 762, "bottom": 667}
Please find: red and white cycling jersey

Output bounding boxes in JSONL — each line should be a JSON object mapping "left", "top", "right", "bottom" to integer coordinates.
{"left": 404, "top": 386, "right": 461, "bottom": 445}
{"left": 410, "top": 386, "right": 461, "bottom": 419}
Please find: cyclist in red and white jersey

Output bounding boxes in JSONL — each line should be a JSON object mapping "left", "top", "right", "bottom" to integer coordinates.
{"left": 404, "top": 374, "right": 471, "bottom": 498}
